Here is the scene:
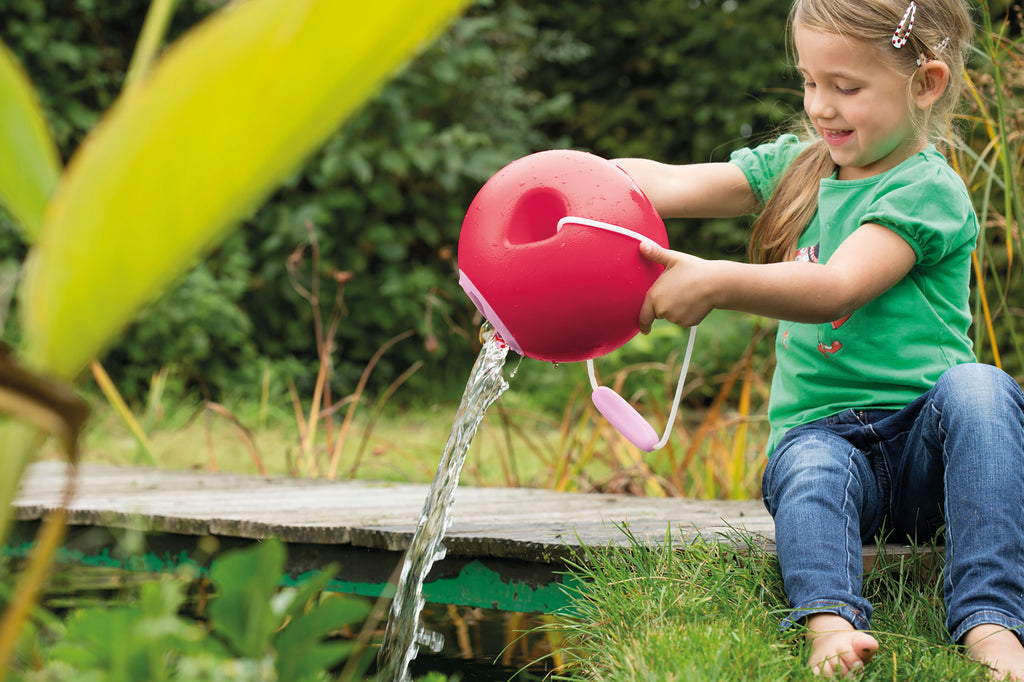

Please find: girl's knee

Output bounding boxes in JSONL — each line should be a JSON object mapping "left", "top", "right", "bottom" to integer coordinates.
{"left": 935, "top": 363, "right": 1024, "bottom": 419}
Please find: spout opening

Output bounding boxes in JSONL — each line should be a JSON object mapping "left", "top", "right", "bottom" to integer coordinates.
{"left": 457, "top": 270, "right": 524, "bottom": 356}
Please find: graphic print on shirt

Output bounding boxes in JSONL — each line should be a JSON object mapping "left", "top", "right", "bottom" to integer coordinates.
{"left": 792, "top": 243, "right": 851, "bottom": 356}
{"left": 794, "top": 244, "right": 819, "bottom": 263}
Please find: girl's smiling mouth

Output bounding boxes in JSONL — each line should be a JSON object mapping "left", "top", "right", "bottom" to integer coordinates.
{"left": 822, "top": 128, "right": 854, "bottom": 145}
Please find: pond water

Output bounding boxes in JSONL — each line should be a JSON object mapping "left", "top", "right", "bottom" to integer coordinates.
{"left": 402, "top": 603, "right": 556, "bottom": 681}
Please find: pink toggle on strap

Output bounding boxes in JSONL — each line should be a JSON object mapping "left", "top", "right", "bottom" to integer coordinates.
{"left": 586, "top": 324, "right": 696, "bottom": 451}
{"left": 591, "top": 386, "right": 659, "bottom": 452}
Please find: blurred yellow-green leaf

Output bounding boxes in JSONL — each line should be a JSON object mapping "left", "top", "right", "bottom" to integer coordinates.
{"left": 0, "top": 39, "right": 61, "bottom": 243}
{"left": 20, "top": 0, "right": 469, "bottom": 381}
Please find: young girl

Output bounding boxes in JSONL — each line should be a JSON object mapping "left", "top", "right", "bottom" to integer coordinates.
{"left": 614, "top": 0, "right": 1024, "bottom": 678}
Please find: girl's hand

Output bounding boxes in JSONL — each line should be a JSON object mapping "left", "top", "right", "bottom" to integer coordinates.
{"left": 637, "top": 241, "right": 716, "bottom": 333}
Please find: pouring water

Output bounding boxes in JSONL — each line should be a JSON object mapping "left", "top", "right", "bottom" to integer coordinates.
{"left": 376, "top": 324, "right": 510, "bottom": 681}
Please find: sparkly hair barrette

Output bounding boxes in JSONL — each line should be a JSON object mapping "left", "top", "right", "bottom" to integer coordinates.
{"left": 892, "top": 1, "right": 916, "bottom": 48}
{"left": 892, "top": 2, "right": 951, "bottom": 66}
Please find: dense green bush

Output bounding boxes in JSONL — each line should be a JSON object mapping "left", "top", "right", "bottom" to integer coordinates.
{"left": 2, "top": 0, "right": 799, "bottom": 407}
{"left": 0, "top": 0, "right": 578, "bottom": 404}
{"left": 523, "top": 0, "right": 796, "bottom": 162}
{"left": 225, "top": 1, "right": 588, "bottom": 402}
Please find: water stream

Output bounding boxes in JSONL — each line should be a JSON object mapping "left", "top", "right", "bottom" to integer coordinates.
{"left": 376, "top": 325, "right": 511, "bottom": 681}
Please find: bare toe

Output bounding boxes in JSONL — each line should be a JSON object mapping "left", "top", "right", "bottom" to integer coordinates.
{"left": 806, "top": 614, "right": 879, "bottom": 678}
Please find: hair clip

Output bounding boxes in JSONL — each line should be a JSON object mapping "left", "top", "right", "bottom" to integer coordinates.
{"left": 916, "top": 37, "right": 952, "bottom": 66}
{"left": 892, "top": 1, "right": 916, "bottom": 48}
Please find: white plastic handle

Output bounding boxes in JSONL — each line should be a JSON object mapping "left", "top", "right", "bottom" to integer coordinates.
{"left": 556, "top": 216, "right": 658, "bottom": 250}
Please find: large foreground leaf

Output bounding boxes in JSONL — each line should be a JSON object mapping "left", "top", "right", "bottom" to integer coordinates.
{"left": 20, "top": 0, "right": 468, "bottom": 380}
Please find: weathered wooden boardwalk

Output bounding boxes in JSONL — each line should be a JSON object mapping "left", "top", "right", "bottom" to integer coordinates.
{"left": 13, "top": 459, "right": 775, "bottom": 551}
{"left": 10, "top": 460, "right": 775, "bottom": 612}
{"left": 11, "top": 460, "right": 907, "bottom": 614}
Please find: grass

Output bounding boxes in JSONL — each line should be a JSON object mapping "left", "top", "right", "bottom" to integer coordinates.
{"left": 954, "top": 2, "right": 1024, "bottom": 374}
{"left": 67, "top": 390, "right": 767, "bottom": 496}
{"left": 66, "top": 396, "right": 553, "bottom": 485}
{"left": 546, "top": 529, "right": 993, "bottom": 681}
{"left": 57, "top": 316, "right": 771, "bottom": 502}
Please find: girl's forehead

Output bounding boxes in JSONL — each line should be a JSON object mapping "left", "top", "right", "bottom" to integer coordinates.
{"left": 793, "top": 24, "right": 892, "bottom": 75}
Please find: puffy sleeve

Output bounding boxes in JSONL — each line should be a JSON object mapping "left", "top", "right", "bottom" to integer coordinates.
{"left": 860, "top": 157, "right": 978, "bottom": 266}
{"left": 729, "top": 134, "right": 809, "bottom": 205}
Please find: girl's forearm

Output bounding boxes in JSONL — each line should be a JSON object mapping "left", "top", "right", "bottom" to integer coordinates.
{"left": 710, "top": 224, "right": 916, "bottom": 323}
{"left": 709, "top": 259, "right": 863, "bottom": 324}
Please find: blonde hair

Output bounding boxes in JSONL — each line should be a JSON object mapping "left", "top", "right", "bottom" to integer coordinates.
{"left": 748, "top": 0, "right": 975, "bottom": 265}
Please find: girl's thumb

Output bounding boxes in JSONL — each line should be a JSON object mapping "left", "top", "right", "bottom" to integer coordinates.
{"left": 639, "top": 240, "right": 667, "bottom": 263}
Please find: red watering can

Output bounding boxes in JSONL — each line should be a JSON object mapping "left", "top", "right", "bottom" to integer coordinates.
{"left": 457, "top": 150, "right": 696, "bottom": 451}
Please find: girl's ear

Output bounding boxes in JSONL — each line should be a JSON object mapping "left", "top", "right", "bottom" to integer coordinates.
{"left": 915, "top": 60, "right": 950, "bottom": 109}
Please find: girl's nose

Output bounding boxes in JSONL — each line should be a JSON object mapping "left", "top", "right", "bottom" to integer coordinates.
{"left": 805, "top": 92, "right": 836, "bottom": 120}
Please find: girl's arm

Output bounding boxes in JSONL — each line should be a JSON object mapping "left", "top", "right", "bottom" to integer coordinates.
{"left": 637, "top": 223, "right": 917, "bottom": 333}
{"left": 612, "top": 159, "right": 759, "bottom": 219}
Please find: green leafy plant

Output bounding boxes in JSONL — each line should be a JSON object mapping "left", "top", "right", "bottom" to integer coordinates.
{"left": 44, "top": 579, "right": 204, "bottom": 681}
{"left": 14, "top": 539, "right": 374, "bottom": 681}
{"left": 206, "top": 539, "right": 370, "bottom": 680}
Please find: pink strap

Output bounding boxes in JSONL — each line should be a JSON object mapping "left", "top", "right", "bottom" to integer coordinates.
{"left": 591, "top": 386, "right": 660, "bottom": 452}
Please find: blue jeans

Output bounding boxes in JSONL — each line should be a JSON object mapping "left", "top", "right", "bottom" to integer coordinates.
{"left": 761, "top": 363, "right": 1024, "bottom": 644}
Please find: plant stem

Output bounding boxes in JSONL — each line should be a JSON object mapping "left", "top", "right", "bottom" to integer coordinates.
{"left": 124, "top": 0, "right": 177, "bottom": 87}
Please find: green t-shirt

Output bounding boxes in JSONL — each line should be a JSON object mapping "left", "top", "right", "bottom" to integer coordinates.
{"left": 730, "top": 134, "right": 978, "bottom": 455}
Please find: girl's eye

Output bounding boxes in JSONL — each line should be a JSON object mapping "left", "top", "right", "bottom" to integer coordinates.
{"left": 837, "top": 86, "right": 860, "bottom": 95}
{"left": 803, "top": 81, "right": 816, "bottom": 89}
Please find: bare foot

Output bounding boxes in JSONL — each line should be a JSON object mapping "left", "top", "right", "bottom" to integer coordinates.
{"left": 963, "top": 624, "right": 1024, "bottom": 681}
{"left": 805, "top": 613, "right": 879, "bottom": 678}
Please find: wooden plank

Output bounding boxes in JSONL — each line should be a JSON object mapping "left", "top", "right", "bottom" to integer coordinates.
{"left": 12, "top": 461, "right": 934, "bottom": 578}
{"left": 13, "top": 461, "right": 776, "bottom": 562}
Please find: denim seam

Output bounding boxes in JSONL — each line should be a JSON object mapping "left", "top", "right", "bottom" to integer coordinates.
{"left": 927, "top": 401, "right": 947, "bottom": 450}
{"left": 842, "top": 448, "right": 857, "bottom": 597}
{"left": 873, "top": 443, "right": 893, "bottom": 532}
{"left": 950, "top": 610, "right": 1024, "bottom": 647}
{"left": 940, "top": 407, "right": 957, "bottom": 632}
{"left": 781, "top": 599, "right": 871, "bottom": 631}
